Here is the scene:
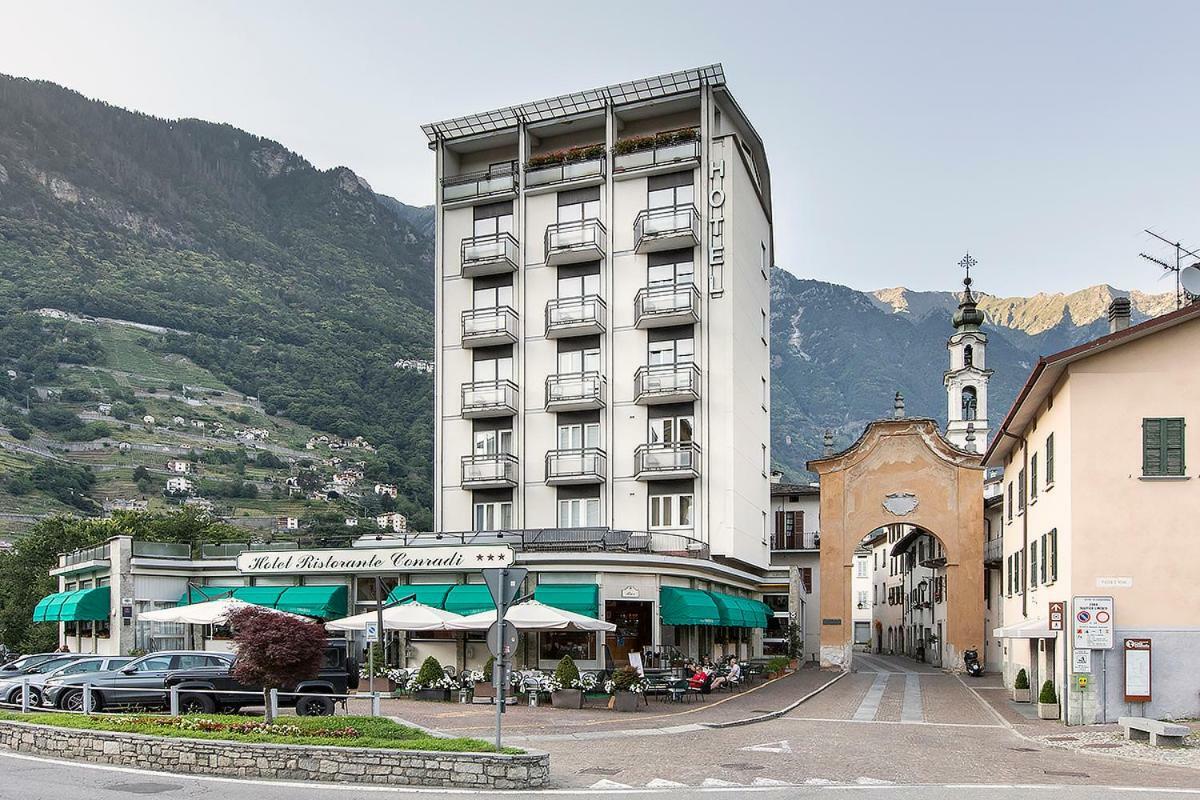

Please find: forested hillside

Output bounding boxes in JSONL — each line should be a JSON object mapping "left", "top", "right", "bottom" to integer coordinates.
{"left": 0, "top": 75, "right": 435, "bottom": 521}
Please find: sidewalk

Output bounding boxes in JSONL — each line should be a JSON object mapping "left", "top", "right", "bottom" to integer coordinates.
{"left": 346, "top": 665, "right": 835, "bottom": 739}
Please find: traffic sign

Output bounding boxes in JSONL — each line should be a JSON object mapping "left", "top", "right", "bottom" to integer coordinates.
{"left": 364, "top": 621, "right": 380, "bottom": 643}
{"left": 483, "top": 567, "right": 527, "bottom": 609}
{"left": 1073, "top": 596, "right": 1114, "bottom": 650}
{"left": 1048, "top": 601, "right": 1065, "bottom": 631}
{"left": 487, "top": 619, "right": 519, "bottom": 659}
{"left": 1072, "top": 648, "right": 1092, "bottom": 674}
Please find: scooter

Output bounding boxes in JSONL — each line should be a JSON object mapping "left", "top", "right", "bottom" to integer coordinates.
{"left": 963, "top": 647, "right": 984, "bottom": 677}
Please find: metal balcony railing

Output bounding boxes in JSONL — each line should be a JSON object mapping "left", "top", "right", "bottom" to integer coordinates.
{"left": 61, "top": 544, "right": 111, "bottom": 566}
{"left": 634, "top": 283, "right": 701, "bottom": 328}
{"left": 545, "top": 294, "right": 606, "bottom": 336}
{"left": 461, "top": 379, "right": 518, "bottom": 418}
{"left": 545, "top": 218, "right": 606, "bottom": 264}
{"left": 771, "top": 531, "right": 820, "bottom": 551}
{"left": 545, "top": 447, "right": 607, "bottom": 484}
{"left": 460, "top": 232, "right": 519, "bottom": 277}
{"left": 525, "top": 153, "right": 606, "bottom": 188}
{"left": 545, "top": 371, "right": 606, "bottom": 410}
{"left": 461, "top": 454, "right": 518, "bottom": 488}
{"left": 633, "top": 205, "right": 700, "bottom": 253}
{"left": 633, "top": 363, "right": 701, "bottom": 404}
{"left": 131, "top": 541, "right": 190, "bottom": 559}
{"left": 612, "top": 128, "right": 701, "bottom": 173}
{"left": 461, "top": 306, "right": 519, "bottom": 347}
{"left": 634, "top": 441, "right": 701, "bottom": 478}
{"left": 441, "top": 161, "right": 518, "bottom": 203}
{"left": 984, "top": 537, "right": 1003, "bottom": 564}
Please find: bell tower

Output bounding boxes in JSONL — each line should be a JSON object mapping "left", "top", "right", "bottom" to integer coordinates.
{"left": 944, "top": 253, "right": 993, "bottom": 452}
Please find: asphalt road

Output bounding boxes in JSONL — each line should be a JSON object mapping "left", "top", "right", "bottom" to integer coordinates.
{"left": 1, "top": 751, "right": 1197, "bottom": 800}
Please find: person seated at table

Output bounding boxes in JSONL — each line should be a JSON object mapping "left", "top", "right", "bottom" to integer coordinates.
{"left": 726, "top": 658, "right": 743, "bottom": 684}
{"left": 688, "top": 664, "right": 717, "bottom": 693}
{"left": 682, "top": 660, "right": 698, "bottom": 679}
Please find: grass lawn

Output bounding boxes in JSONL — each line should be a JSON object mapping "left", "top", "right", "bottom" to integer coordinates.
{"left": 0, "top": 711, "right": 517, "bottom": 753}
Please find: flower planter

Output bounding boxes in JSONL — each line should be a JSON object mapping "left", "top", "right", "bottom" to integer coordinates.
{"left": 473, "top": 681, "right": 496, "bottom": 700}
{"left": 413, "top": 688, "right": 451, "bottom": 702}
{"left": 1037, "top": 702, "right": 1059, "bottom": 720}
{"left": 1012, "top": 688, "right": 1031, "bottom": 703}
{"left": 551, "top": 689, "right": 583, "bottom": 709}
{"left": 609, "top": 691, "right": 642, "bottom": 712}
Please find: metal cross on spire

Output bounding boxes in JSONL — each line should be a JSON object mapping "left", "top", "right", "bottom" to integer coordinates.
{"left": 958, "top": 252, "right": 978, "bottom": 288}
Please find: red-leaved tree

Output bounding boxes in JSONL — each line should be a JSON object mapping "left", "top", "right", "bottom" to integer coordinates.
{"left": 228, "top": 606, "right": 327, "bottom": 721}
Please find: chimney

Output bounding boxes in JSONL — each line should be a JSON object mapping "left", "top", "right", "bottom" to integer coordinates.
{"left": 1108, "top": 297, "right": 1131, "bottom": 333}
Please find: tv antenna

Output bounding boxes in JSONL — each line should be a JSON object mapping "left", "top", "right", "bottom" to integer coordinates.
{"left": 1139, "top": 229, "right": 1200, "bottom": 309}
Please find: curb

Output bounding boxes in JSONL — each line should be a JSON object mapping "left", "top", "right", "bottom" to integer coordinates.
{"left": 702, "top": 670, "right": 849, "bottom": 729}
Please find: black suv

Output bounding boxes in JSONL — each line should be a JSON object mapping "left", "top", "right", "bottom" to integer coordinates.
{"left": 163, "top": 641, "right": 358, "bottom": 716}
{"left": 42, "top": 651, "right": 234, "bottom": 711}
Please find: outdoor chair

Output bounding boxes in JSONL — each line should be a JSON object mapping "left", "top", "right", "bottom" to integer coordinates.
{"left": 665, "top": 679, "right": 692, "bottom": 703}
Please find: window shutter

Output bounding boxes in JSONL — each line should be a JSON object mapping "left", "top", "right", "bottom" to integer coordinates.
{"left": 797, "top": 510, "right": 805, "bottom": 533}
{"left": 1046, "top": 434, "right": 1055, "bottom": 484}
{"left": 1050, "top": 529, "right": 1058, "bottom": 582}
{"left": 801, "top": 567, "right": 813, "bottom": 594}
{"left": 774, "top": 510, "right": 785, "bottom": 540}
{"left": 1165, "top": 418, "right": 1185, "bottom": 476}
{"left": 1143, "top": 418, "right": 1163, "bottom": 475}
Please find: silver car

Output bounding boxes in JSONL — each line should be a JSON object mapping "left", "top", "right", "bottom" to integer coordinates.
{"left": 0, "top": 654, "right": 110, "bottom": 706}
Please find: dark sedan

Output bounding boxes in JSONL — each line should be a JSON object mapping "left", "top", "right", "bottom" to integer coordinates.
{"left": 42, "top": 651, "right": 234, "bottom": 711}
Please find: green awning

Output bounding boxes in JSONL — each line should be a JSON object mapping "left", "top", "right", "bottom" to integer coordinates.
{"left": 534, "top": 584, "right": 599, "bottom": 618}
{"left": 32, "top": 588, "right": 110, "bottom": 623}
{"left": 388, "top": 584, "right": 454, "bottom": 608}
{"left": 706, "top": 592, "right": 770, "bottom": 629}
{"left": 659, "top": 587, "right": 722, "bottom": 626}
{"left": 444, "top": 584, "right": 496, "bottom": 616}
{"left": 177, "top": 585, "right": 347, "bottom": 620}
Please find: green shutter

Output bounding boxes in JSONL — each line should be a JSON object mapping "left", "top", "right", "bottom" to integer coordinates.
{"left": 1050, "top": 529, "right": 1058, "bottom": 582}
{"left": 1144, "top": 418, "right": 1163, "bottom": 475}
{"left": 1144, "top": 418, "right": 1186, "bottom": 476}
{"left": 1046, "top": 434, "right": 1055, "bottom": 484}
{"left": 1165, "top": 418, "right": 1186, "bottom": 476}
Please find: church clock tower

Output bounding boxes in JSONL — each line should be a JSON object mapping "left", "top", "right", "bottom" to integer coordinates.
{"left": 944, "top": 253, "right": 993, "bottom": 452}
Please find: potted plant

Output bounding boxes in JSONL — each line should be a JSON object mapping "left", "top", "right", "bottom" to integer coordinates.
{"left": 407, "top": 656, "right": 455, "bottom": 702}
{"left": 765, "top": 656, "right": 791, "bottom": 679}
{"left": 605, "top": 665, "right": 647, "bottom": 712}
{"left": 1012, "top": 668, "right": 1031, "bottom": 703}
{"left": 1037, "top": 680, "right": 1059, "bottom": 719}
{"left": 550, "top": 656, "right": 583, "bottom": 709}
{"left": 359, "top": 644, "right": 394, "bottom": 692}
{"left": 474, "top": 656, "right": 497, "bottom": 700}
{"left": 787, "top": 620, "right": 804, "bottom": 669}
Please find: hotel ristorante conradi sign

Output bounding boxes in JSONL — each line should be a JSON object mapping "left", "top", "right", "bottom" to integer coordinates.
{"left": 236, "top": 545, "right": 515, "bottom": 575}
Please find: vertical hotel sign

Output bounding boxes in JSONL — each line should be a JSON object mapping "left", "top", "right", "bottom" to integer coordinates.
{"left": 708, "top": 140, "right": 726, "bottom": 297}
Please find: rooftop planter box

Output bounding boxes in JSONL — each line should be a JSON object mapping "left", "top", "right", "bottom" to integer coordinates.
{"left": 527, "top": 145, "right": 606, "bottom": 189}
{"left": 613, "top": 128, "right": 700, "bottom": 173}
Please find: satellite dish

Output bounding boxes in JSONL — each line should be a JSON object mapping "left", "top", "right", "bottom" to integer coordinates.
{"left": 1181, "top": 264, "right": 1200, "bottom": 295}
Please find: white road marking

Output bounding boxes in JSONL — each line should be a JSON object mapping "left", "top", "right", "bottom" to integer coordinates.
{"left": 855, "top": 777, "right": 895, "bottom": 785}
{"left": 645, "top": 779, "right": 687, "bottom": 788}
{"left": 852, "top": 671, "right": 890, "bottom": 721}
{"left": 751, "top": 778, "right": 794, "bottom": 786}
{"left": 805, "top": 778, "right": 839, "bottom": 785}
{"left": 782, "top": 716, "right": 1003, "bottom": 729}
{"left": 900, "top": 674, "right": 923, "bottom": 723}
{"left": 740, "top": 740, "right": 793, "bottom": 753}
{"left": 589, "top": 780, "right": 633, "bottom": 789}
{"left": 701, "top": 778, "right": 743, "bottom": 787}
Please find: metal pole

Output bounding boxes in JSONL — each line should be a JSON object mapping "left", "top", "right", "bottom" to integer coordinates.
{"left": 82, "top": 684, "right": 93, "bottom": 715}
{"left": 371, "top": 692, "right": 381, "bottom": 717}
{"left": 169, "top": 686, "right": 180, "bottom": 716}
{"left": 269, "top": 688, "right": 279, "bottom": 721}
{"left": 20, "top": 678, "right": 29, "bottom": 713}
{"left": 494, "top": 570, "right": 508, "bottom": 752}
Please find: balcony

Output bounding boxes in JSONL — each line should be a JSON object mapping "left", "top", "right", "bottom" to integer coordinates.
{"left": 545, "top": 447, "right": 607, "bottom": 485}
{"left": 634, "top": 442, "right": 701, "bottom": 480}
{"left": 772, "top": 531, "right": 820, "bottom": 551}
{"left": 545, "top": 295, "right": 607, "bottom": 338}
{"left": 460, "top": 233, "right": 519, "bottom": 278}
{"left": 633, "top": 363, "right": 701, "bottom": 405}
{"left": 612, "top": 128, "right": 700, "bottom": 175}
{"left": 984, "top": 537, "right": 1003, "bottom": 565}
{"left": 461, "top": 306, "right": 519, "bottom": 348}
{"left": 461, "top": 453, "right": 518, "bottom": 489}
{"left": 634, "top": 283, "right": 701, "bottom": 329}
{"left": 525, "top": 151, "right": 606, "bottom": 190}
{"left": 461, "top": 379, "right": 518, "bottom": 418}
{"left": 545, "top": 219, "right": 606, "bottom": 266}
{"left": 545, "top": 371, "right": 606, "bottom": 412}
{"left": 634, "top": 205, "right": 701, "bottom": 254}
{"left": 441, "top": 162, "right": 518, "bottom": 205}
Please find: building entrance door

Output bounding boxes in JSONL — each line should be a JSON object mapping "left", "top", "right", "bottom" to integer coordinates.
{"left": 605, "top": 600, "right": 651, "bottom": 666}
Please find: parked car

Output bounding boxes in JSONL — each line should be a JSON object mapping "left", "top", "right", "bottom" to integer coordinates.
{"left": 0, "top": 655, "right": 131, "bottom": 707}
{"left": 0, "top": 653, "right": 82, "bottom": 675}
{"left": 42, "top": 651, "right": 234, "bottom": 711}
{"left": 163, "top": 641, "right": 359, "bottom": 716}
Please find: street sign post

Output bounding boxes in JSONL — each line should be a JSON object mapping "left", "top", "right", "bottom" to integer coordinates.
{"left": 1072, "top": 596, "right": 1114, "bottom": 649}
{"left": 482, "top": 567, "right": 527, "bottom": 752}
{"left": 364, "top": 621, "right": 380, "bottom": 643}
{"left": 1048, "top": 601, "right": 1065, "bottom": 631}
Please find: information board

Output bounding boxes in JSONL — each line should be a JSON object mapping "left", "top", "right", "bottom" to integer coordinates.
{"left": 1072, "top": 596, "right": 1114, "bottom": 650}
{"left": 1123, "top": 638, "right": 1152, "bottom": 703}
{"left": 1072, "top": 648, "right": 1092, "bottom": 674}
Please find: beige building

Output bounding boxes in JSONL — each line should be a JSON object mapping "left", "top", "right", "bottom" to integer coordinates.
{"left": 985, "top": 299, "right": 1200, "bottom": 722}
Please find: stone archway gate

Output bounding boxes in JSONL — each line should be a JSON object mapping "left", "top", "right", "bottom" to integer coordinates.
{"left": 807, "top": 418, "right": 984, "bottom": 670}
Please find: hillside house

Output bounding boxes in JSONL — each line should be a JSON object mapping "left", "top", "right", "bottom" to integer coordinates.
{"left": 97, "top": 403, "right": 112, "bottom": 415}
{"left": 345, "top": 517, "right": 359, "bottom": 527}
{"left": 373, "top": 483, "right": 399, "bottom": 498}
{"left": 165, "top": 460, "right": 191, "bottom": 474}
{"left": 142, "top": 415, "right": 155, "bottom": 426}
{"left": 375, "top": 512, "right": 409, "bottom": 534}
{"left": 103, "top": 498, "right": 149, "bottom": 514}
{"left": 275, "top": 516, "right": 299, "bottom": 531}
{"left": 165, "top": 477, "right": 193, "bottom": 495}
{"left": 172, "top": 416, "right": 186, "bottom": 426}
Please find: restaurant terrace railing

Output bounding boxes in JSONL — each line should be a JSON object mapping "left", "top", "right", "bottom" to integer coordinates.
{"left": 131, "top": 541, "right": 191, "bottom": 559}
{"left": 61, "top": 544, "right": 111, "bottom": 566}
{"left": 198, "top": 542, "right": 299, "bottom": 559}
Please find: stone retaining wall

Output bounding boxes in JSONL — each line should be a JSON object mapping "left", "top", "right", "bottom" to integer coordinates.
{"left": 0, "top": 720, "right": 549, "bottom": 789}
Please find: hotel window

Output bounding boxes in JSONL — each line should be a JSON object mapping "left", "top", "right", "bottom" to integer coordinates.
{"left": 473, "top": 428, "right": 512, "bottom": 456}
{"left": 473, "top": 283, "right": 513, "bottom": 310}
{"left": 1030, "top": 454, "right": 1038, "bottom": 500}
{"left": 648, "top": 337, "right": 694, "bottom": 366}
{"left": 558, "top": 422, "right": 599, "bottom": 450}
{"left": 473, "top": 501, "right": 512, "bottom": 532}
{"left": 761, "top": 241, "right": 768, "bottom": 279}
{"left": 1045, "top": 433, "right": 1055, "bottom": 485}
{"left": 647, "top": 170, "right": 694, "bottom": 210}
{"left": 1038, "top": 533, "right": 1050, "bottom": 584}
{"left": 558, "top": 497, "right": 600, "bottom": 528}
{"left": 558, "top": 347, "right": 600, "bottom": 375}
{"left": 558, "top": 271, "right": 600, "bottom": 299}
{"left": 1142, "top": 417, "right": 1186, "bottom": 476}
{"left": 761, "top": 309, "right": 767, "bottom": 340}
{"left": 649, "top": 494, "right": 693, "bottom": 530}
{"left": 557, "top": 186, "right": 600, "bottom": 222}
{"left": 761, "top": 443, "right": 767, "bottom": 474}
{"left": 647, "top": 250, "right": 695, "bottom": 288}
{"left": 648, "top": 414, "right": 693, "bottom": 445}
{"left": 856, "top": 559, "right": 868, "bottom": 579}
{"left": 472, "top": 355, "right": 513, "bottom": 383}
{"left": 473, "top": 201, "right": 513, "bottom": 238}
{"left": 762, "top": 377, "right": 768, "bottom": 408}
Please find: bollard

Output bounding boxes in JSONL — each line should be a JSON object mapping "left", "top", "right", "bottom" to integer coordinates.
{"left": 268, "top": 688, "right": 279, "bottom": 720}
{"left": 82, "top": 684, "right": 93, "bottom": 715}
{"left": 371, "top": 692, "right": 381, "bottom": 717}
{"left": 20, "top": 678, "right": 29, "bottom": 713}
{"left": 169, "top": 687, "right": 180, "bottom": 716}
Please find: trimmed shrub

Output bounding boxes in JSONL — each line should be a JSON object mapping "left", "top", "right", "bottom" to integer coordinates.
{"left": 483, "top": 656, "right": 495, "bottom": 680}
{"left": 609, "top": 665, "right": 641, "bottom": 692}
{"left": 415, "top": 656, "right": 444, "bottom": 687}
{"left": 766, "top": 656, "right": 791, "bottom": 674}
{"left": 1014, "top": 668, "right": 1029, "bottom": 690}
{"left": 553, "top": 656, "right": 579, "bottom": 690}
{"left": 1039, "top": 680, "right": 1057, "bottom": 704}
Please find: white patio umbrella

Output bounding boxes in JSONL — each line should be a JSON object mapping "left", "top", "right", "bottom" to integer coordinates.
{"left": 445, "top": 600, "right": 616, "bottom": 632}
{"left": 324, "top": 601, "right": 467, "bottom": 633}
{"left": 137, "top": 597, "right": 299, "bottom": 625}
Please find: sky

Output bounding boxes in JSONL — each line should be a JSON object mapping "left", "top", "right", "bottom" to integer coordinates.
{"left": 3, "top": 0, "right": 1199, "bottom": 296}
